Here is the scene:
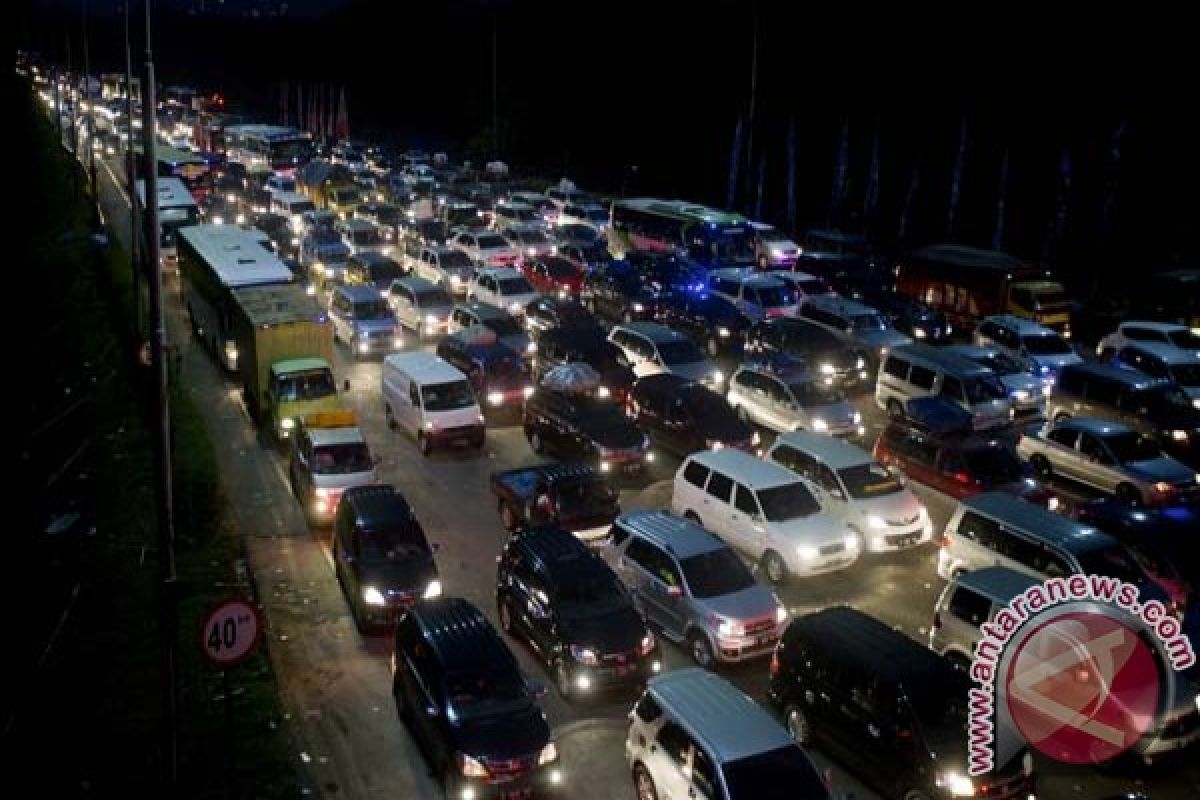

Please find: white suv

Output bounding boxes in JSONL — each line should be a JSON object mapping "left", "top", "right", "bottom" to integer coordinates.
{"left": 973, "top": 315, "right": 1081, "bottom": 378}
{"left": 466, "top": 267, "right": 540, "bottom": 316}
{"left": 726, "top": 363, "right": 863, "bottom": 437}
{"left": 1097, "top": 320, "right": 1200, "bottom": 359}
{"left": 448, "top": 229, "right": 521, "bottom": 268}
{"left": 765, "top": 431, "right": 933, "bottom": 553}
{"left": 671, "top": 448, "right": 857, "bottom": 584}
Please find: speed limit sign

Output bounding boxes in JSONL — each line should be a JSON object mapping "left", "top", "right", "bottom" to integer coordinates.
{"left": 199, "top": 597, "right": 263, "bottom": 668}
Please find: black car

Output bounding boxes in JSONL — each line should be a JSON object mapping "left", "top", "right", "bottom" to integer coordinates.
{"left": 744, "top": 317, "right": 869, "bottom": 391}
{"left": 654, "top": 291, "right": 753, "bottom": 358}
{"left": 533, "top": 326, "right": 636, "bottom": 402}
{"left": 631, "top": 373, "right": 758, "bottom": 457}
{"left": 248, "top": 211, "right": 296, "bottom": 256}
{"left": 581, "top": 263, "right": 658, "bottom": 324}
{"left": 559, "top": 242, "right": 612, "bottom": 272}
{"left": 345, "top": 251, "right": 408, "bottom": 291}
{"left": 851, "top": 288, "right": 952, "bottom": 344}
{"left": 523, "top": 387, "right": 650, "bottom": 480}
{"left": 769, "top": 606, "right": 1035, "bottom": 800}
{"left": 436, "top": 332, "right": 533, "bottom": 420}
{"left": 523, "top": 295, "right": 596, "bottom": 338}
{"left": 392, "top": 598, "right": 562, "bottom": 798}
{"left": 621, "top": 251, "right": 708, "bottom": 295}
{"left": 333, "top": 485, "right": 441, "bottom": 631}
{"left": 496, "top": 527, "right": 660, "bottom": 700}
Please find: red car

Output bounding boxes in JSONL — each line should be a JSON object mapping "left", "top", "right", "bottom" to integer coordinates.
{"left": 873, "top": 421, "right": 1058, "bottom": 509}
{"left": 521, "top": 255, "right": 584, "bottom": 298}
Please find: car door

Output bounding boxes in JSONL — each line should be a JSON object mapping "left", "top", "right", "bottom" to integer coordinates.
{"left": 645, "top": 721, "right": 696, "bottom": 800}
{"left": 1077, "top": 432, "right": 1121, "bottom": 492}
{"left": 701, "top": 470, "right": 736, "bottom": 543}
{"left": 661, "top": 396, "right": 694, "bottom": 454}
{"left": 763, "top": 375, "right": 796, "bottom": 431}
{"left": 733, "top": 483, "right": 766, "bottom": 558}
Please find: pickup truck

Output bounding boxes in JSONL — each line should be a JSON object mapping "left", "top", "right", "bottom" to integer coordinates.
{"left": 489, "top": 463, "right": 620, "bottom": 545}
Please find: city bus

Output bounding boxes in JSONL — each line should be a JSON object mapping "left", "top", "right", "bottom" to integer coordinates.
{"left": 178, "top": 224, "right": 295, "bottom": 371}
{"left": 610, "top": 198, "right": 756, "bottom": 269}
{"left": 136, "top": 176, "right": 201, "bottom": 268}
{"left": 156, "top": 145, "right": 213, "bottom": 203}
{"left": 224, "top": 124, "right": 313, "bottom": 176}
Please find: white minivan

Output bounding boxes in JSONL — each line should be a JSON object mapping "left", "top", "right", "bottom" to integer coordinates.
{"left": 381, "top": 352, "right": 486, "bottom": 456}
{"left": 875, "top": 343, "right": 1012, "bottom": 430}
{"left": 670, "top": 448, "right": 857, "bottom": 584}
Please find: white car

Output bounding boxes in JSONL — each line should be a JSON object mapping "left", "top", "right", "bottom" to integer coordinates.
{"left": 500, "top": 225, "right": 556, "bottom": 259}
{"left": 726, "top": 364, "right": 863, "bottom": 437}
{"left": 708, "top": 268, "right": 800, "bottom": 320}
{"left": 748, "top": 221, "right": 801, "bottom": 269}
{"left": 764, "top": 431, "right": 933, "bottom": 553}
{"left": 338, "top": 218, "right": 393, "bottom": 258}
{"left": 557, "top": 201, "right": 610, "bottom": 234}
{"left": 973, "top": 315, "right": 1082, "bottom": 378}
{"left": 448, "top": 230, "right": 521, "bottom": 269}
{"left": 387, "top": 277, "right": 456, "bottom": 341}
{"left": 413, "top": 245, "right": 476, "bottom": 296}
{"left": 466, "top": 267, "right": 539, "bottom": 316}
{"left": 1097, "top": 320, "right": 1200, "bottom": 359}
{"left": 608, "top": 322, "right": 724, "bottom": 389}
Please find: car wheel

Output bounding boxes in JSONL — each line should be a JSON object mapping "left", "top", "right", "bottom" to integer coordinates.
{"left": 785, "top": 705, "right": 812, "bottom": 745}
{"left": 762, "top": 550, "right": 789, "bottom": 585}
{"left": 633, "top": 764, "right": 659, "bottom": 800}
{"left": 498, "top": 597, "right": 515, "bottom": 634}
{"left": 529, "top": 430, "right": 544, "bottom": 454}
{"left": 418, "top": 432, "right": 433, "bottom": 457}
{"left": 1116, "top": 482, "right": 1142, "bottom": 507}
{"left": 555, "top": 659, "right": 574, "bottom": 701}
{"left": 1030, "top": 454, "right": 1052, "bottom": 479}
{"left": 886, "top": 398, "right": 905, "bottom": 421}
{"left": 688, "top": 631, "right": 715, "bottom": 669}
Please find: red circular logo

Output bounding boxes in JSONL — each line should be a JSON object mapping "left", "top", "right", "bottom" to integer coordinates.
{"left": 1005, "top": 610, "right": 1161, "bottom": 765}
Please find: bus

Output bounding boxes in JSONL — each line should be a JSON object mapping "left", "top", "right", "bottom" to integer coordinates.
{"left": 224, "top": 124, "right": 313, "bottom": 176}
{"left": 156, "top": 145, "right": 213, "bottom": 203}
{"left": 136, "top": 176, "right": 201, "bottom": 267}
{"left": 610, "top": 198, "right": 756, "bottom": 269}
{"left": 178, "top": 224, "right": 295, "bottom": 371}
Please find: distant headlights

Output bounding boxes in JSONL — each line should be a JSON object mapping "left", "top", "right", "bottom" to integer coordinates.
{"left": 363, "top": 586, "right": 386, "bottom": 606}
{"left": 1012, "top": 389, "right": 1031, "bottom": 402}
{"left": 569, "top": 644, "right": 599, "bottom": 666}
{"left": 812, "top": 417, "right": 828, "bottom": 432}
{"left": 422, "top": 580, "right": 443, "bottom": 599}
{"left": 1170, "top": 429, "right": 1189, "bottom": 442}
{"left": 487, "top": 390, "right": 505, "bottom": 406}
{"left": 819, "top": 363, "right": 836, "bottom": 375}
{"left": 538, "top": 742, "right": 558, "bottom": 766}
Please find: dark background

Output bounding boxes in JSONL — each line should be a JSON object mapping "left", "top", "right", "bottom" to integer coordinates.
{"left": 19, "top": 1, "right": 1200, "bottom": 289}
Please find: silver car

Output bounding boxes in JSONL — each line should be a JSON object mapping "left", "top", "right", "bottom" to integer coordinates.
{"left": 947, "top": 343, "right": 1047, "bottom": 418}
{"left": 726, "top": 363, "right": 863, "bottom": 437}
{"left": 604, "top": 510, "right": 787, "bottom": 668}
{"left": 1017, "top": 417, "right": 1199, "bottom": 506}
{"left": 386, "top": 277, "right": 455, "bottom": 341}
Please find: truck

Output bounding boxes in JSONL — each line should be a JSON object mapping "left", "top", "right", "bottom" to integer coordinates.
{"left": 895, "top": 244, "right": 1072, "bottom": 336}
{"left": 230, "top": 282, "right": 340, "bottom": 442}
{"left": 489, "top": 463, "right": 620, "bottom": 545}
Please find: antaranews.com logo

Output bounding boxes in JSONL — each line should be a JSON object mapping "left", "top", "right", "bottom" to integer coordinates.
{"left": 967, "top": 573, "right": 1195, "bottom": 775}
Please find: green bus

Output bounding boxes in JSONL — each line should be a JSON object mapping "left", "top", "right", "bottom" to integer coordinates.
{"left": 610, "top": 198, "right": 756, "bottom": 269}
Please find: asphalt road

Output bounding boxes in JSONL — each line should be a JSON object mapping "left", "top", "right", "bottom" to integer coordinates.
{"left": 91, "top": 148, "right": 1199, "bottom": 800}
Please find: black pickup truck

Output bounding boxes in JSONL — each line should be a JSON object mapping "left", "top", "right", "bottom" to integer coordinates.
{"left": 489, "top": 463, "right": 620, "bottom": 545}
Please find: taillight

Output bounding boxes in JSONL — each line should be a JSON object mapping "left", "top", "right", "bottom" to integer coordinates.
{"left": 952, "top": 471, "right": 973, "bottom": 485}
{"left": 769, "top": 651, "right": 780, "bottom": 676}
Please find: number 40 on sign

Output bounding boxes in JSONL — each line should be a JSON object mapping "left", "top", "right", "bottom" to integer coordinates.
{"left": 199, "top": 597, "right": 263, "bottom": 669}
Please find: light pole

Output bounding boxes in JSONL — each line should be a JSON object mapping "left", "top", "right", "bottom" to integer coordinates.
{"left": 124, "top": 0, "right": 140, "bottom": 327}
{"left": 82, "top": 0, "right": 97, "bottom": 203}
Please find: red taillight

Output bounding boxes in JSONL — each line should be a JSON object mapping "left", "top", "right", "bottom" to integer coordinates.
{"left": 769, "top": 651, "right": 780, "bottom": 676}
{"left": 952, "top": 471, "right": 972, "bottom": 485}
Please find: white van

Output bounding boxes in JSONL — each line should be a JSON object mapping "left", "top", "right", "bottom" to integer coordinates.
{"left": 875, "top": 343, "right": 1012, "bottom": 430}
{"left": 380, "top": 352, "right": 485, "bottom": 455}
{"left": 271, "top": 191, "right": 317, "bottom": 233}
{"left": 670, "top": 448, "right": 856, "bottom": 584}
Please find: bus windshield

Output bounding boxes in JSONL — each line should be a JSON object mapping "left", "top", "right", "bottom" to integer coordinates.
{"left": 276, "top": 370, "right": 337, "bottom": 402}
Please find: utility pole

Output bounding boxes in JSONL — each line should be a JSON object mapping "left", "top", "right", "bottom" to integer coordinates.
{"left": 125, "top": 0, "right": 140, "bottom": 328}
{"left": 491, "top": 13, "right": 498, "bottom": 161}
{"left": 139, "top": 0, "right": 179, "bottom": 788}
{"left": 82, "top": 0, "right": 97, "bottom": 203}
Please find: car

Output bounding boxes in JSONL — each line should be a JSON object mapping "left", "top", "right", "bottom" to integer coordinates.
{"left": 630, "top": 373, "right": 758, "bottom": 457}
{"left": 580, "top": 263, "right": 658, "bottom": 324}
{"left": 449, "top": 301, "right": 535, "bottom": 357}
{"left": 553, "top": 222, "right": 604, "bottom": 249}
{"left": 501, "top": 224, "right": 557, "bottom": 259}
{"left": 390, "top": 598, "right": 562, "bottom": 797}
{"left": 603, "top": 510, "right": 789, "bottom": 667}
{"left": 413, "top": 245, "right": 476, "bottom": 296}
{"left": 520, "top": 255, "right": 584, "bottom": 299}
{"left": 467, "top": 267, "right": 540, "bottom": 316}
{"left": 287, "top": 410, "right": 379, "bottom": 525}
{"left": 767, "top": 270, "right": 836, "bottom": 303}
{"left": 798, "top": 295, "right": 913, "bottom": 372}
{"left": 973, "top": 314, "right": 1082, "bottom": 379}
{"left": 743, "top": 317, "right": 870, "bottom": 391}
{"left": 621, "top": 251, "right": 708, "bottom": 296}
{"left": 556, "top": 201, "right": 610, "bottom": 234}
{"left": 344, "top": 252, "right": 407, "bottom": 292}
{"left": 748, "top": 221, "right": 801, "bottom": 269}
{"left": 489, "top": 463, "right": 621, "bottom": 543}
{"left": 765, "top": 431, "right": 933, "bottom": 553}
{"left": 299, "top": 224, "right": 351, "bottom": 285}
{"left": 608, "top": 321, "right": 724, "bottom": 389}
{"left": 558, "top": 242, "right": 612, "bottom": 273}
{"left": 329, "top": 284, "right": 403, "bottom": 358}
{"left": 628, "top": 668, "right": 830, "bottom": 800}
{"left": 727, "top": 360, "right": 863, "bottom": 437}
{"left": 852, "top": 289, "right": 953, "bottom": 344}
{"left": 1017, "top": 417, "right": 1199, "bottom": 506}
{"left": 1111, "top": 341, "right": 1200, "bottom": 407}
{"left": 769, "top": 606, "right": 1036, "bottom": 800}
{"left": 496, "top": 526, "right": 660, "bottom": 700}
{"left": 876, "top": 344, "right": 1013, "bottom": 431}
{"left": 523, "top": 381, "right": 651, "bottom": 480}
{"left": 337, "top": 217, "right": 393, "bottom": 258}
{"left": 532, "top": 326, "right": 636, "bottom": 401}
{"left": 382, "top": 352, "right": 486, "bottom": 455}
{"left": 654, "top": 291, "right": 754, "bottom": 359}
{"left": 1097, "top": 320, "right": 1200, "bottom": 359}
{"left": 672, "top": 449, "right": 857, "bottom": 584}
{"left": 492, "top": 201, "right": 548, "bottom": 232}
{"left": 249, "top": 211, "right": 298, "bottom": 257}
{"left": 449, "top": 229, "right": 520, "bottom": 268}
{"left": 522, "top": 296, "right": 595, "bottom": 338}
{"left": 436, "top": 328, "right": 533, "bottom": 420}
{"left": 708, "top": 268, "right": 800, "bottom": 320}
{"left": 386, "top": 277, "right": 455, "bottom": 342}
{"left": 945, "top": 343, "right": 1047, "bottom": 418}
{"left": 334, "top": 485, "right": 440, "bottom": 631}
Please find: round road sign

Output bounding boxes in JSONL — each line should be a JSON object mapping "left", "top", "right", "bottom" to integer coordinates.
{"left": 199, "top": 597, "right": 263, "bottom": 668}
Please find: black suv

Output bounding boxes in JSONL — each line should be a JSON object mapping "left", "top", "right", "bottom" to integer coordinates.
{"left": 653, "top": 291, "right": 753, "bottom": 358}
{"left": 744, "top": 317, "right": 869, "bottom": 391}
{"left": 333, "top": 486, "right": 441, "bottom": 631}
{"left": 533, "top": 326, "right": 636, "bottom": 402}
{"left": 392, "top": 598, "right": 562, "bottom": 797}
{"left": 345, "top": 251, "right": 407, "bottom": 291}
{"left": 581, "top": 263, "right": 658, "bottom": 324}
{"left": 523, "top": 387, "right": 650, "bottom": 480}
{"left": 496, "top": 527, "right": 660, "bottom": 700}
{"left": 769, "top": 606, "right": 1035, "bottom": 800}
{"left": 523, "top": 296, "right": 596, "bottom": 339}
{"left": 853, "top": 288, "right": 952, "bottom": 344}
{"left": 630, "top": 373, "right": 757, "bottom": 456}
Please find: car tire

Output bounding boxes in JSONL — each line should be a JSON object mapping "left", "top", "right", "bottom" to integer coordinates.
{"left": 418, "top": 432, "right": 433, "bottom": 457}
{"left": 1030, "top": 454, "right": 1052, "bottom": 479}
{"left": 633, "top": 764, "right": 659, "bottom": 800}
{"left": 762, "top": 550, "right": 789, "bottom": 585}
{"left": 555, "top": 659, "right": 574, "bottom": 701}
{"left": 784, "top": 705, "right": 812, "bottom": 745}
{"left": 529, "top": 430, "right": 545, "bottom": 454}
{"left": 688, "top": 631, "right": 715, "bottom": 669}
{"left": 886, "top": 397, "right": 905, "bottom": 421}
{"left": 1116, "top": 482, "right": 1142, "bottom": 507}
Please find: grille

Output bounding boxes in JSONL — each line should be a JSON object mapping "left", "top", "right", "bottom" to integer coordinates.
{"left": 743, "top": 617, "right": 775, "bottom": 636}
{"left": 819, "top": 542, "right": 846, "bottom": 556}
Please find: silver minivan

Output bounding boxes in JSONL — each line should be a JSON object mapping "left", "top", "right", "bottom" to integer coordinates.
{"left": 876, "top": 343, "right": 1012, "bottom": 430}
{"left": 604, "top": 510, "right": 788, "bottom": 668}
{"left": 726, "top": 362, "right": 863, "bottom": 437}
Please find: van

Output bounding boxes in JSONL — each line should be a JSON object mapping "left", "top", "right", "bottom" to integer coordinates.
{"left": 270, "top": 190, "right": 316, "bottom": 232}
{"left": 627, "top": 668, "right": 829, "bottom": 800}
{"left": 671, "top": 449, "right": 856, "bottom": 584}
{"left": 328, "top": 284, "right": 402, "bottom": 359}
{"left": 876, "top": 344, "right": 1012, "bottom": 430}
{"left": 380, "top": 352, "right": 485, "bottom": 455}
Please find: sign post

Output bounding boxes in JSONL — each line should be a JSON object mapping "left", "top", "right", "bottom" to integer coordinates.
{"left": 199, "top": 597, "right": 263, "bottom": 800}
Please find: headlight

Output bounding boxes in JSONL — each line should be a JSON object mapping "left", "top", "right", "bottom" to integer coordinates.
{"left": 526, "top": 341, "right": 537, "bottom": 354}
{"left": 212, "top": 215, "right": 224, "bottom": 225}
{"left": 913, "top": 328, "right": 927, "bottom": 339}
{"left": 845, "top": 534, "right": 860, "bottom": 551}
{"left": 457, "top": 752, "right": 488, "bottom": 777}
{"left": 538, "top": 742, "right": 558, "bottom": 766}
{"left": 1193, "top": 397, "right": 1200, "bottom": 410}
{"left": 717, "top": 326, "right": 731, "bottom": 337}
{"left": 1171, "top": 429, "right": 1188, "bottom": 442}
{"left": 866, "top": 515, "right": 886, "bottom": 530}
{"left": 797, "top": 545, "right": 819, "bottom": 560}
{"left": 856, "top": 357, "right": 865, "bottom": 369}
{"left": 946, "top": 324, "right": 953, "bottom": 335}
{"left": 937, "top": 771, "right": 975, "bottom": 797}
{"left": 639, "top": 632, "right": 656, "bottom": 656}
{"left": 716, "top": 619, "right": 738, "bottom": 637}
{"left": 751, "top": 430, "right": 761, "bottom": 446}
{"left": 820, "top": 363, "right": 835, "bottom": 375}
{"left": 812, "top": 418, "right": 828, "bottom": 432}
{"left": 631, "top": 302, "right": 645, "bottom": 313}
{"left": 423, "top": 580, "right": 442, "bottom": 599}
{"left": 1047, "top": 496, "right": 1060, "bottom": 512}
{"left": 597, "top": 385, "right": 611, "bottom": 399}
{"left": 775, "top": 605, "right": 788, "bottom": 624}
{"left": 235, "top": 213, "right": 246, "bottom": 225}
{"left": 393, "top": 336, "right": 404, "bottom": 349}
{"left": 280, "top": 417, "right": 295, "bottom": 431}
{"left": 487, "top": 390, "right": 504, "bottom": 406}
{"left": 425, "top": 313, "right": 439, "bottom": 324}
{"left": 711, "top": 369, "right": 723, "bottom": 385}
{"left": 508, "top": 301, "right": 522, "bottom": 313}
{"left": 226, "top": 192, "right": 237, "bottom": 203}
{"left": 450, "top": 274, "right": 462, "bottom": 285}
{"left": 1041, "top": 385, "right": 1052, "bottom": 397}
{"left": 853, "top": 411, "right": 862, "bottom": 424}
{"left": 1152, "top": 481, "right": 1174, "bottom": 495}
{"left": 363, "top": 586, "right": 386, "bottom": 606}
{"left": 1013, "top": 389, "right": 1030, "bottom": 401}
{"left": 522, "top": 386, "right": 535, "bottom": 398}
{"left": 527, "top": 246, "right": 537, "bottom": 256}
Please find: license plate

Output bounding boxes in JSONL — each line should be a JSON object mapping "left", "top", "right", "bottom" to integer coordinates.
{"left": 894, "top": 534, "right": 918, "bottom": 547}
{"left": 622, "top": 463, "right": 642, "bottom": 474}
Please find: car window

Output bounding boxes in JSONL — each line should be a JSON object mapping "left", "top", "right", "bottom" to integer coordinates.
{"left": 706, "top": 471, "right": 734, "bottom": 503}
{"left": 883, "top": 356, "right": 909, "bottom": 380}
{"left": 633, "top": 692, "right": 662, "bottom": 723}
{"left": 957, "top": 511, "right": 1001, "bottom": 547}
{"left": 1078, "top": 433, "right": 1112, "bottom": 464}
{"left": 656, "top": 722, "right": 691, "bottom": 767}
{"left": 691, "top": 747, "right": 717, "bottom": 799}
{"left": 1085, "top": 376, "right": 1120, "bottom": 407}
{"left": 1047, "top": 426, "right": 1078, "bottom": 448}
{"left": 735, "top": 484, "right": 759, "bottom": 515}
{"left": 683, "top": 460, "right": 710, "bottom": 489}
{"left": 909, "top": 364, "right": 936, "bottom": 390}
{"left": 948, "top": 587, "right": 991, "bottom": 626}
{"left": 813, "top": 465, "right": 841, "bottom": 493}
{"left": 941, "top": 375, "right": 966, "bottom": 403}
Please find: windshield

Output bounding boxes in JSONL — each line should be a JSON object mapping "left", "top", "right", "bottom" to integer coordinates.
{"left": 477, "top": 234, "right": 508, "bottom": 249}
{"left": 444, "top": 669, "right": 529, "bottom": 719}
{"left": 577, "top": 400, "right": 631, "bottom": 429}
{"left": 357, "top": 521, "right": 428, "bottom": 561}
{"left": 757, "top": 483, "right": 820, "bottom": 522}
{"left": 1022, "top": 334, "right": 1072, "bottom": 355}
{"left": 973, "top": 351, "right": 1025, "bottom": 375}
{"left": 656, "top": 340, "right": 705, "bottom": 366}
{"left": 1032, "top": 289, "right": 1070, "bottom": 308}
{"left": 1105, "top": 431, "right": 1162, "bottom": 463}
{"left": 1168, "top": 363, "right": 1200, "bottom": 386}
{"left": 1077, "top": 545, "right": 1146, "bottom": 586}
{"left": 352, "top": 229, "right": 383, "bottom": 246}
{"left": 311, "top": 442, "right": 372, "bottom": 475}
{"left": 368, "top": 262, "right": 405, "bottom": 284}
{"left": 353, "top": 300, "right": 392, "bottom": 320}
{"left": 838, "top": 464, "right": 904, "bottom": 499}
{"left": 421, "top": 380, "right": 475, "bottom": 411}
{"left": 722, "top": 746, "right": 830, "bottom": 800}
{"left": 789, "top": 381, "right": 846, "bottom": 406}
{"left": 680, "top": 548, "right": 756, "bottom": 599}
{"left": 964, "top": 375, "right": 1008, "bottom": 403}
{"left": 276, "top": 369, "right": 336, "bottom": 402}
{"left": 1167, "top": 330, "right": 1200, "bottom": 349}
{"left": 850, "top": 313, "right": 888, "bottom": 331}
{"left": 557, "top": 571, "right": 628, "bottom": 618}
{"left": 964, "top": 446, "right": 1025, "bottom": 484}
{"left": 415, "top": 289, "right": 453, "bottom": 308}
{"left": 440, "top": 251, "right": 473, "bottom": 269}
{"left": 497, "top": 276, "right": 534, "bottom": 295}
{"left": 752, "top": 286, "right": 795, "bottom": 308}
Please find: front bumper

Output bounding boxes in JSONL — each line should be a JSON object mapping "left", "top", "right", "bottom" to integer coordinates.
{"left": 353, "top": 333, "right": 403, "bottom": 355}
{"left": 596, "top": 454, "right": 649, "bottom": 482}
{"left": 862, "top": 520, "right": 934, "bottom": 553}
{"left": 713, "top": 625, "right": 786, "bottom": 663}
{"left": 427, "top": 424, "right": 486, "bottom": 448}
{"left": 786, "top": 542, "right": 860, "bottom": 576}
{"left": 445, "top": 762, "right": 565, "bottom": 800}
{"left": 361, "top": 588, "right": 421, "bottom": 625}
{"left": 561, "top": 651, "right": 662, "bottom": 694}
